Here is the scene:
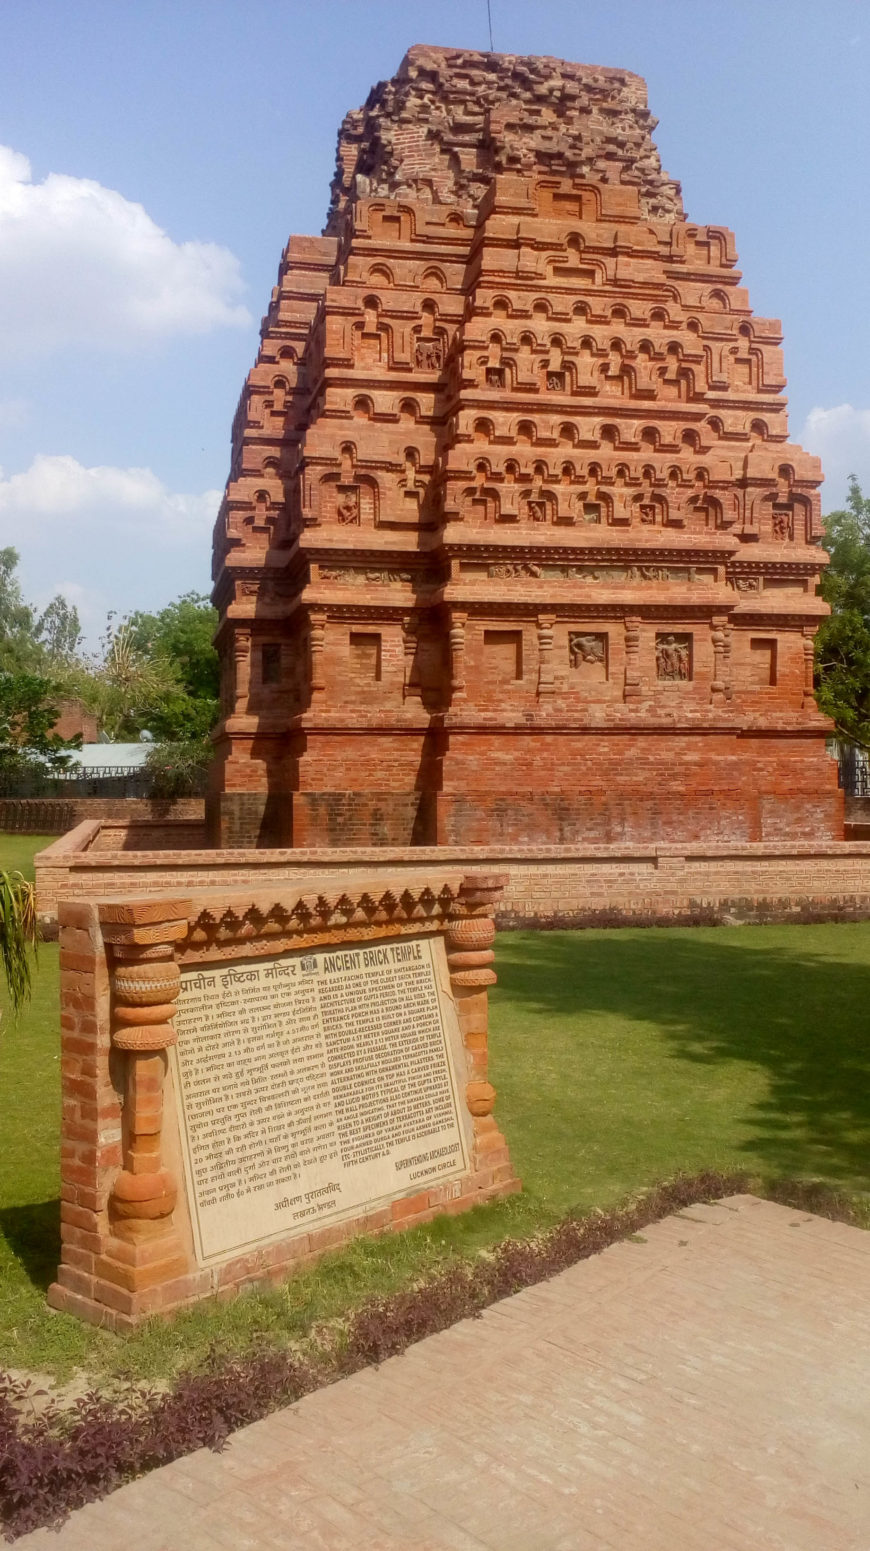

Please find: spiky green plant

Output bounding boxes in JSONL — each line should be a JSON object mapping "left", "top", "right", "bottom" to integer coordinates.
{"left": 0, "top": 868, "right": 38, "bottom": 1018}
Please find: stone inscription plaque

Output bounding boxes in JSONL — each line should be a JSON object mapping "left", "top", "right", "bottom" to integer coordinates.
{"left": 171, "top": 935, "right": 470, "bottom": 1263}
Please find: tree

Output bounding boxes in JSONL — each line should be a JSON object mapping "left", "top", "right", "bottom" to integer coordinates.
{"left": 0, "top": 670, "right": 77, "bottom": 774}
{"left": 126, "top": 593, "right": 219, "bottom": 739}
{"left": 63, "top": 617, "right": 183, "bottom": 742}
{"left": 34, "top": 594, "right": 83, "bottom": 661}
{"left": 815, "top": 479, "right": 870, "bottom": 746}
{"left": 0, "top": 547, "right": 39, "bottom": 672}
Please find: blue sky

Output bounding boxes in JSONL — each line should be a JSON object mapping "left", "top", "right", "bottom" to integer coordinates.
{"left": 1, "top": 0, "right": 868, "bottom": 641}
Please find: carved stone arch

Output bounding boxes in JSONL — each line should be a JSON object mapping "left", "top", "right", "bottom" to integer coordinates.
{"left": 522, "top": 486, "right": 556, "bottom": 524}
{"left": 599, "top": 423, "right": 621, "bottom": 450}
{"left": 706, "top": 288, "right": 730, "bottom": 312}
{"left": 515, "top": 418, "right": 537, "bottom": 445}
{"left": 680, "top": 427, "right": 701, "bottom": 452}
{"left": 398, "top": 397, "right": 420, "bottom": 424}
{"left": 461, "top": 482, "right": 499, "bottom": 522}
{"left": 473, "top": 417, "right": 494, "bottom": 443}
{"left": 610, "top": 304, "right": 630, "bottom": 323}
{"left": 559, "top": 460, "right": 576, "bottom": 483}
{"left": 491, "top": 294, "right": 512, "bottom": 317}
{"left": 572, "top": 300, "right": 590, "bottom": 320}
{"left": 751, "top": 417, "right": 769, "bottom": 440}
{"left": 368, "top": 263, "right": 394, "bottom": 286}
{"left": 558, "top": 422, "right": 579, "bottom": 447}
{"left": 707, "top": 415, "right": 725, "bottom": 439}
{"left": 649, "top": 306, "right": 670, "bottom": 327}
{"left": 369, "top": 203, "right": 416, "bottom": 241}
{"left": 639, "top": 424, "right": 660, "bottom": 449}
{"left": 271, "top": 376, "right": 290, "bottom": 412}
{"left": 420, "top": 266, "right": 446, "bottom": 291}
{"left": 320, "top": 468, "right": 378, "bottom": 527}
{"left": 352, "top": 394, "right": 374, "bottom": 420}
{"left": 532, "top": 297, "right": 552, "bottom": 320}
{"left": 353, "top": 296, "right": 390, "bottom": 365}
{"left": 634, "top": 489, "right": 667, "bottom": 526}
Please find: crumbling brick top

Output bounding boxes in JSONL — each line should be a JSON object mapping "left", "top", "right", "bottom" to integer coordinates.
{"left": 326, "top": 43, "right": 684, "bottom": 231}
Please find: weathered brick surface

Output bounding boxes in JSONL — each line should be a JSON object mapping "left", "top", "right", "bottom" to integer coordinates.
{"left": 207, "top": 44, "right": 837, "bottom": 851}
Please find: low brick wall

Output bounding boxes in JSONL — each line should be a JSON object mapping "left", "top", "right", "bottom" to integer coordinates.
{"left": 1, "top": 797, "right": 205, "bottom": 835}
{"left": 35, "top": 820, "right": 870, "bottom": 932}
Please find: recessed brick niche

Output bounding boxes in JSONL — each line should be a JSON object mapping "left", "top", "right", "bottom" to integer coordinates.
{"left": 208, "top": 45, "right": 840, "bottom": 850}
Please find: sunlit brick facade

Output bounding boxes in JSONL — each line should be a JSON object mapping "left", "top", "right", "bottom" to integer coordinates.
{"left": 209, "top": 45, "right": 840, "bottom": 848}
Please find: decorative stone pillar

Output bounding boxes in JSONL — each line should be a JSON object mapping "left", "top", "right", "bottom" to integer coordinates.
{"left": 802, "top": 626, "right": 816, "bottom": 709}
{"left": 536, "top": 614, "right": 555, "bottom": 698}
{"left": 233, "top": 627, "right": 251, "bottom": 715}
{"left": 446, "top": 874, "right": 509, "bottom": 1169}
{"left": 96, "top": 901, "right": 191, "bottom": 1301}
{"left": 711, "top": 614, "right": 730, "bottom": 703}
{"left": 402, "top": 613, "right": 418, "bottom": 700}
{"left": 624, "top": 614, "right": 642, "bottom": 701}
{"left": 309, "top": 611, "right": 327, "bottom": 700}
{"left": 449, "top": 611, "right": 467, "bottom": 701}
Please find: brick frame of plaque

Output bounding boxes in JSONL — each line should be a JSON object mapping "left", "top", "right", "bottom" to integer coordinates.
{"left": 48, "top": 872, "right": 519, "bottom": 1328}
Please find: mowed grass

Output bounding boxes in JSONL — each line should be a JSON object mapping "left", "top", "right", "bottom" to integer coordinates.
{"left": 1, "top": 830, "right": 869, "bottom": 1386}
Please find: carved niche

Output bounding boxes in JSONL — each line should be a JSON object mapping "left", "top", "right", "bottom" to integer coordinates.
{"left": 569, "top": 631, "right": 608, "bottom": 682}
{"left": 655, "top": 633, "right": 692, "bottom": 681}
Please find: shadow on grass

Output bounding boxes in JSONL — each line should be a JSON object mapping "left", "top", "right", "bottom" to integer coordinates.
{"left": 0, "top": 1199, "right": 60, "bottom": 1291}
{"left": 494, "top": 928, "right": 870, "bottom": 1185}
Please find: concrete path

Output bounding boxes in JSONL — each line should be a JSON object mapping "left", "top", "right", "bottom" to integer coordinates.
{"left": 18, "top": 1196, "right": 870, "bottom": 1550}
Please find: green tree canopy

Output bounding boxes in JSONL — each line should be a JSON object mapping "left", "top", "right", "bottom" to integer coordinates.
{"left": 815, "top": 479, "right": 870, "bottom": 745}
{"left": 125, "top": 592, "right": 219, "bottom": 739}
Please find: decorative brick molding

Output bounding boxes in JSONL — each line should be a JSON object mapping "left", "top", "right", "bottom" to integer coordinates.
{"left": 48, "top": 871, "right": 519, "bottom": 1329}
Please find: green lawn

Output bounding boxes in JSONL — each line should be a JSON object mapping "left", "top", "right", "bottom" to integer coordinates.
{"left": 0, "top": 833, "right": 56, "bottom": 881}
{"left": 2, "top": 832, "right": 869, "bottom": 1386}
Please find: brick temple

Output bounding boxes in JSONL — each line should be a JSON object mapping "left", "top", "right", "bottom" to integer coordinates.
{"left": 209, "top": 45, "right": 840, "bottom": 849}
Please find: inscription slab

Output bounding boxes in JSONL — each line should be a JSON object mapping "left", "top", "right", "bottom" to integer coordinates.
{"left": 171, "top": 934, "right": 470, "bottom": 1263}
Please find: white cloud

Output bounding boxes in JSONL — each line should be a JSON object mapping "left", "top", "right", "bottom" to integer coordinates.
{"left": 0, "top": 453, "right": 221, "bottom": 543}
{"left": 3, "top": 454, "right": 221, "bottom": 648}
{"left": 800, "top": 404, "right": 870, "bottom": 509}
{"left": 0, "top": 145, "right": 251, "bottom": 356}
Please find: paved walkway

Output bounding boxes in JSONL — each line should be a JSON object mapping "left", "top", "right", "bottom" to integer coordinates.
{"left": 19, "top": 1196, "right": 870, "bottom": 1550}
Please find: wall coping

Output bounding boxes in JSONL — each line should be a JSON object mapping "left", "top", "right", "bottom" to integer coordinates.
{"left": 35, "top": 819, "right": 870, "bottom": 871}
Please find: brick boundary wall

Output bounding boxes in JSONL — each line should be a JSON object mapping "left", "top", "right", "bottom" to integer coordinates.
{"left": 0, "top": 797, "right": 205, "bottom": 836}
{"left": 35, "top": 821, "right": 870, "bottom": 933}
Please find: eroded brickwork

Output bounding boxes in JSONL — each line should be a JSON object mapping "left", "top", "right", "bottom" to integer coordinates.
{"left": 210, "top": 45, "right": 838, "bottom": 849}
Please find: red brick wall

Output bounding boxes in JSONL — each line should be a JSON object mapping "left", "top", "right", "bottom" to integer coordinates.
{"left": 35, "top": 823, "right": 870, "bottom": 931}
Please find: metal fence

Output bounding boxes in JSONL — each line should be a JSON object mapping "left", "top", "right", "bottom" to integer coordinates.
{"left": 2, "top": 767, "right": 156, "bottom": 799}
{"left": 837, "top": 743, "right": 870, "bottom": 798}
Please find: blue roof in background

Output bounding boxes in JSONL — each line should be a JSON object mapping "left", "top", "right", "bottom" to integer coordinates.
{"left": 66, "top": 743, "right": 151, "bottom": 771}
